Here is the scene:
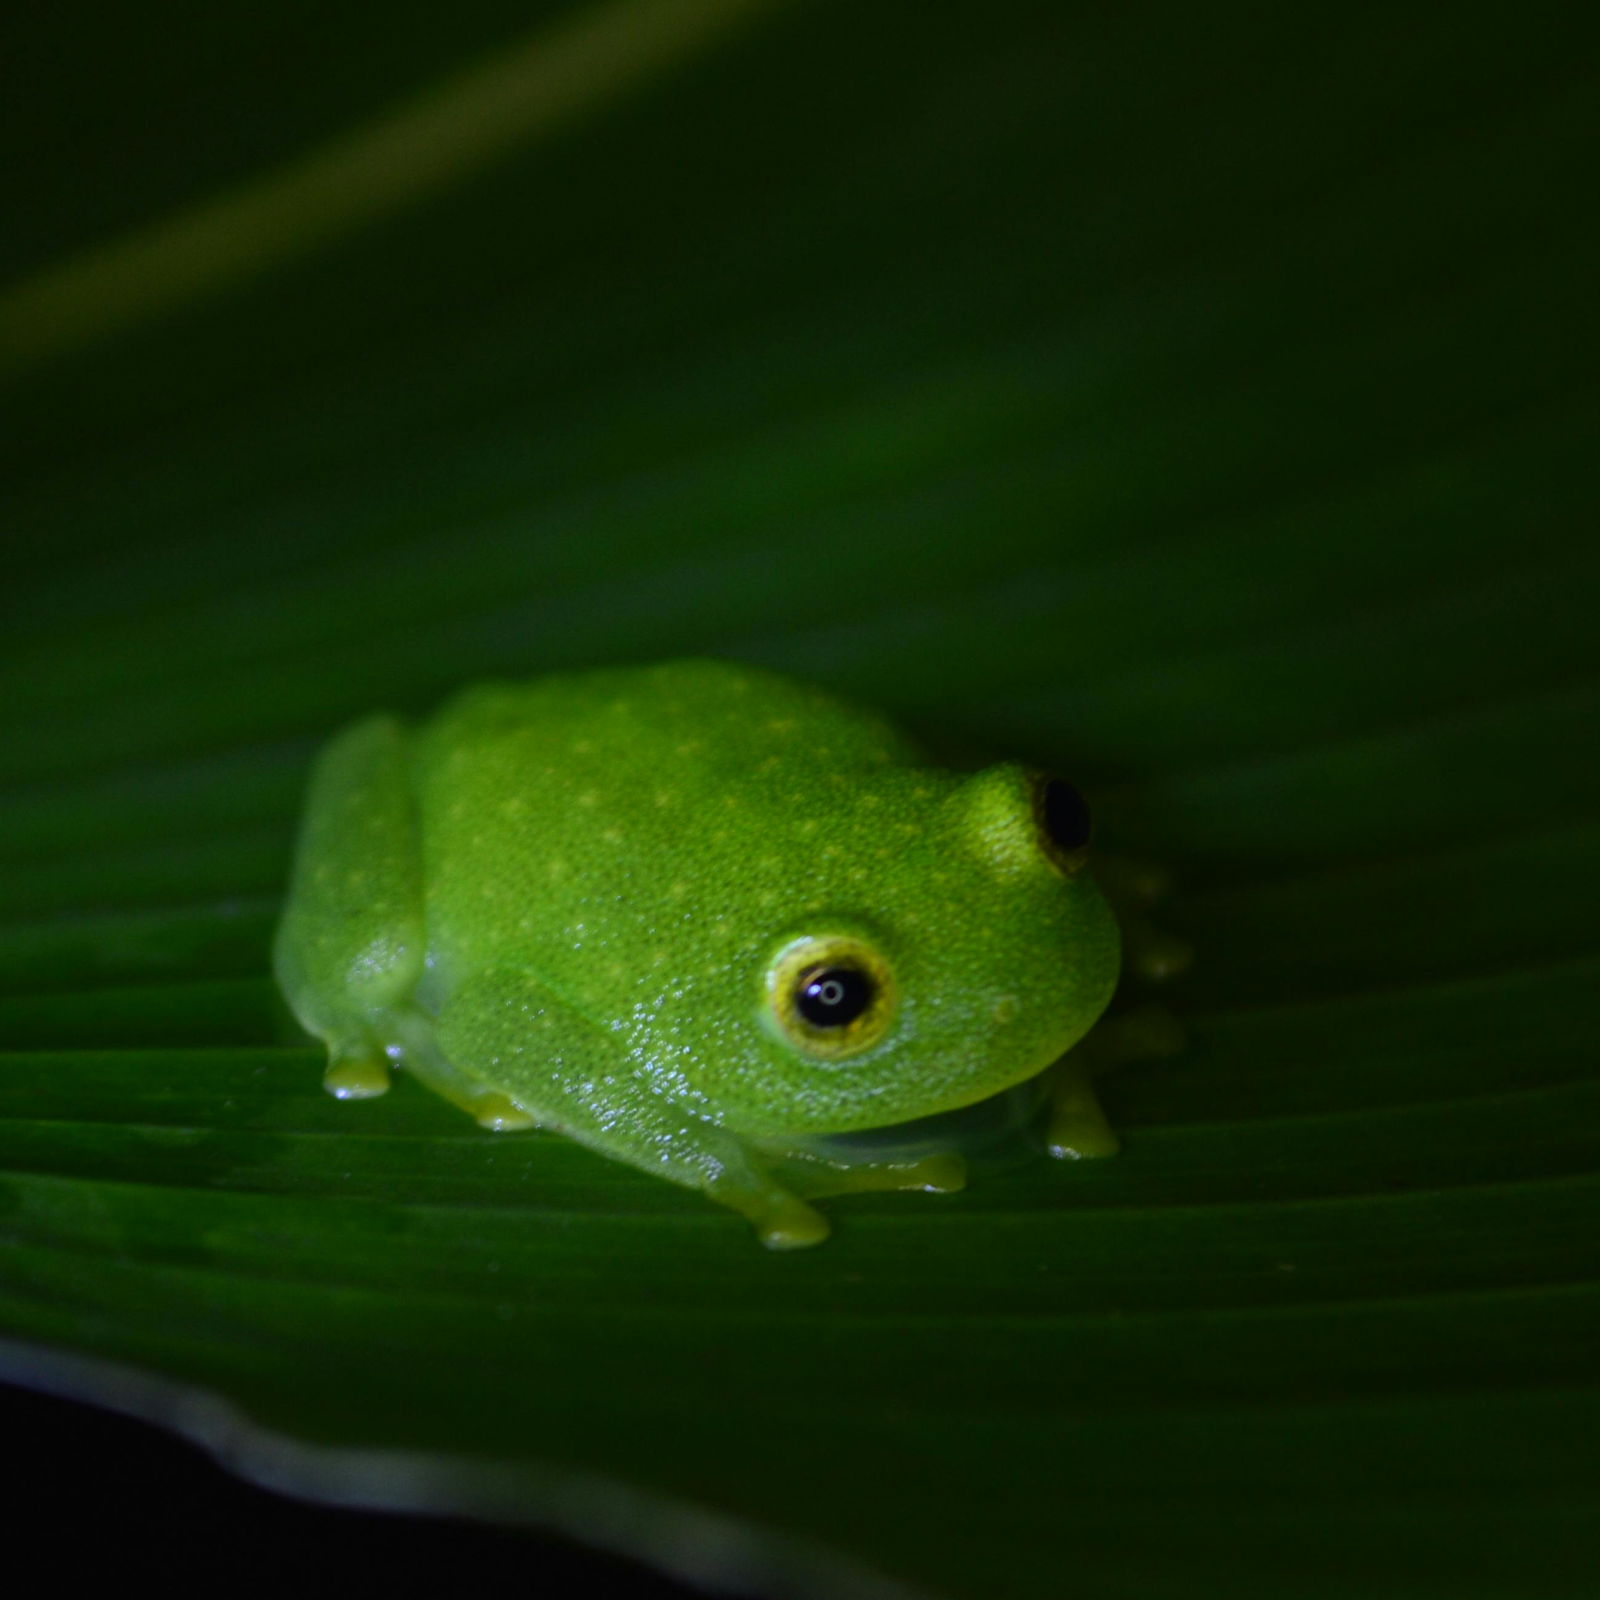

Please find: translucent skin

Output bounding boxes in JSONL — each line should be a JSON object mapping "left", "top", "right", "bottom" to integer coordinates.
{"left": 273, "top": 659, "right": 1121, "bottom": 1247}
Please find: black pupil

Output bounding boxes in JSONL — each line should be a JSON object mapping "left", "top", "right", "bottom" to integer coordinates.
{"left": 1042, "top": 778, "right": 1092, "bottom": 852}
{"left": 796, "top": 965, "right": 874, "bottom": 1028}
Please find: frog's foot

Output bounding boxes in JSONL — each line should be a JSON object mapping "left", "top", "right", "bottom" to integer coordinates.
{"left": 722, "top": 1186, "right": 832, "bottom": 1251}
{"left": 410, "top": 1066, "right": 539, "bottom": 1132}
{"left": 380, "top": 1006, "right": 539, "bottom": 1130}
{"left": 1093, "top": 852, "right": 1193, "bottom": 983}
{"left": 766, "top": 1139, "right": 969, "bottom": 1204}
{"left": 322, "top": 1045, "right": 391, "bottom": 1100}
{"left": 1093, "top": 854, "right": 1172, "bottom": 906}
{"left": 1120, "top": 912, "right": 1194, "bottom": 983}
{"left": 782, "top": 1149, "right": 969, "bottom": 1202}
{"left": 1046, "top": 1057, "right": 1120, "bottom": 1162}
{"left": 469, "top": 1091, "right": 540, "bottom": 1132}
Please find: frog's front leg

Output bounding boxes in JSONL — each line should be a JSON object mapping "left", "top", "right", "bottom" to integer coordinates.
{"left": 434, "top": 971, "right": 834, "bottom": 1249}
{"left": 1045, "top": 1054, "right": 1121, "bottom": 1161}
{"left": 1044, "top": 851, "right": 1190, "bottom": 1156}
{"left": 761, "top": 1143, "right": 968, "bottom": 1203}
{"left": 1044, "top": 1006, "right": 1187, "bottom": 1159}
{"left": 273, "top": 715, "right": 427, "bottom": 1101}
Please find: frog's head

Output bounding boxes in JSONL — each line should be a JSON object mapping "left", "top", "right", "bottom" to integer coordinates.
{"left": 705, "top": 762, "right": 1122, "bottom": 1138}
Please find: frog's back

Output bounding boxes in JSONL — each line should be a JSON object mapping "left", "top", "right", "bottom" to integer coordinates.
{"left": 407, "top": 659, "right": 925, "bottom": 1001}
{"left": 416, "top": 659, "right": 918, "bottom": 777}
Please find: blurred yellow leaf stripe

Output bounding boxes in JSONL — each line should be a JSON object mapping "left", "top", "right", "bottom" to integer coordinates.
{"left": 0, "top": 0, "right": 782, "bottom": 371}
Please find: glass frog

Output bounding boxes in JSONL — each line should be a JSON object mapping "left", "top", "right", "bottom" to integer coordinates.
{"left": 274, "top": 659, "right": 1172, "bottom": 1248}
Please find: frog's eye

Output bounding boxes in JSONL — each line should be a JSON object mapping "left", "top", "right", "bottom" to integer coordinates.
{"left": 767, "top": 936, "right": 895, "bottom": 1059}
{"left": 1035, "top": 775, "right": 1092, "bottom": 871}
{"left": 796, "top": 965, "right": 874, "bottom": 1027}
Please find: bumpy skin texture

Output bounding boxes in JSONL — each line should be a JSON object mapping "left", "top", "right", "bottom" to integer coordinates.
{"left": 274, "top": 660, "right": 1122, "bottom": 1247}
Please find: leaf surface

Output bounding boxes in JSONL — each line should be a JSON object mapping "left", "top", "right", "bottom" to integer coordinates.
{"left": 1, "top": 2, "right": 1596, "bottom": 1595}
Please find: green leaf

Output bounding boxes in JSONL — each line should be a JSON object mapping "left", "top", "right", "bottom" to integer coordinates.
{"left": 2, "top": 1, "right": 1596, "bottom": 1595}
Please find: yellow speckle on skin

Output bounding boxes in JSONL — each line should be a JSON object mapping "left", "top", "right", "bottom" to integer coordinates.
{"left": 576, "top": 790, "right": 598, "bottom": 807}
{"left": 756, "top": 755, "right": 780, "bottom": 773}
{"left": 668, "top": 881, "right": 690, "bottom": 899}
{"left": 547, "top": 858, "right": 567, "bottom": 879}
{"left": 651, "top": 949, "right": 668, "bottom": 967}
{"left": 653, "top": 790, "right": 675, "bottom": 808}
{"left": 993, "top": 995, "right": 1020, "bottom": 1025}
{"left": 796, "top": 818, "right": 818, "bottom": 835}
{"left": 912, "top": 785, "right": 935, "bottom": 801}
{"left": 574, "top": 738, "right": 596, "bottom": 755}
{"left": 601, "top": 827, "right": 623, "bottom": 843}
{"left": 766, "top": 717, "right": 796, "bottom": 734}
{"left": 502, "top": 797, "right": 528, "bottom": 818}
{"left": 675, "top": 739, "right": 703, "bottom": 756}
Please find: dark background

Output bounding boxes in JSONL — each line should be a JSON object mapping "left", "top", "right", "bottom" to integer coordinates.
{"left": 7, "top": 1380, "right": 729, "bottom": 1596}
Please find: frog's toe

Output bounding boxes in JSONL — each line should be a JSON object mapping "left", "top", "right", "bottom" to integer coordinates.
{"left": 755, "top": 1197, "right": 832, "bottom": 1251}
{"left": 471, "top": 1091, "right": 539, "bottom": 1131}
{"left": 1046, "top": 1061, "right": 1121, "bottom": 1161}
{"left": 1123, "top": 863, "right": 1172, "bottom": 903}
{"left": 778, "top": 1148, "right": 969, "bottom": 1200}
{"left": 1048, "top": 1116, "right": 1122, "bottom": 1162}
{"left": 323, "top": 1047, "right": 391, "bottom": 1100}
{"left": 903, "top": 1151, "right": 968, "bottom": 1193}
{"left": 1133, "top": 932, "right": 1194, "bottom": 982}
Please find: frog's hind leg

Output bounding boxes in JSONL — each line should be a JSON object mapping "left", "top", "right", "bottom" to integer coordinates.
{"left": 273, "top": 715, "right": 427, "bottom": 1102}
{"left": 382, "top": 1006, "right": 539, "bottom": 1131}
{"left": 435, "top": 968, "right": 838, "bottom": 1249}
